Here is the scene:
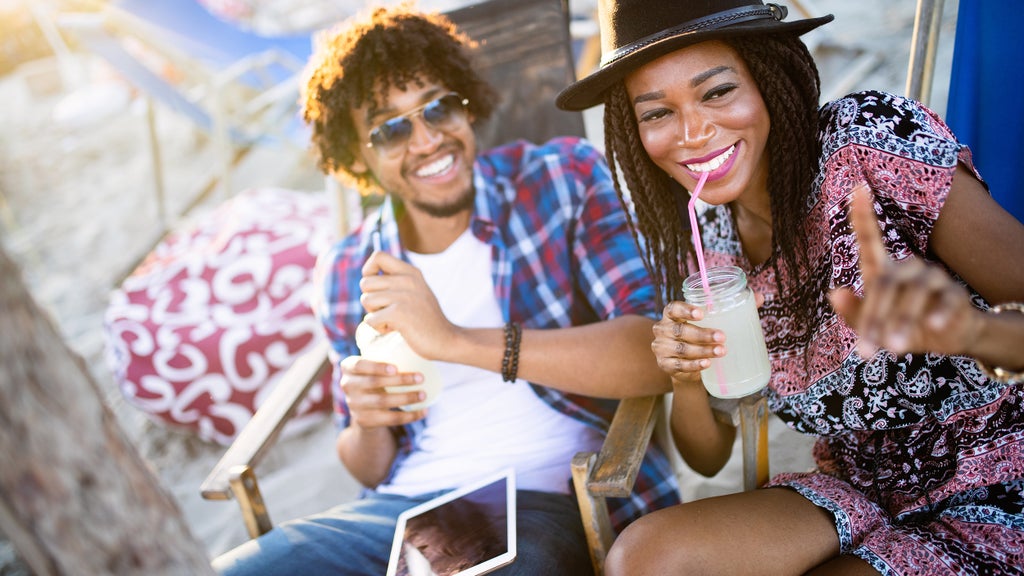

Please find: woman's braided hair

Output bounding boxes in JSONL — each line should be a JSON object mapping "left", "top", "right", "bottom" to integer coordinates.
{"left": 301, "top": 5, "right": 498, "bottom": 194}
{"left": 603, "top": 34, "right": 822, "bottom": 332}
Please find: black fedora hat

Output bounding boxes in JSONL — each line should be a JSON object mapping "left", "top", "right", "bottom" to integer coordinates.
{"left": 557, "top": 0, "right": 832, "bottom": 111}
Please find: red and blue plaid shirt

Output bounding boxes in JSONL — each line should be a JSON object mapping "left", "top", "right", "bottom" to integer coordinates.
{"left": 312, "top": 137, "right": 679, "bottom": 532}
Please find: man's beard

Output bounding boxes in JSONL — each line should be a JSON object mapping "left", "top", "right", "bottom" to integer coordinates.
{"left": 408, "top": 185, "right": 475, "bottom": 218}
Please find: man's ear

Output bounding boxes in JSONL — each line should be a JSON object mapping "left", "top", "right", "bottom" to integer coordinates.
{"left": 349, "top": 152, "right": 369, "bottom": 176}
{"left": 333, "top": 158, "right": 382, "bottom": 195}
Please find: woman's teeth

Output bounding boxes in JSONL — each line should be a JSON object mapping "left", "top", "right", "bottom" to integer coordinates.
{"left": 686, "top": 145, "right": 735, "bottom": 173}
{"left": 416, "top": 154, "right": 454, "bottom": 177}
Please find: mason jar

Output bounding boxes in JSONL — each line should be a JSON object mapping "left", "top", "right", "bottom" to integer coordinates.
{"left": 355, "top": 321, "right": 442, "bottom": 411}
{"left": 682, "top": 266, "right": 770, "bottom": 398}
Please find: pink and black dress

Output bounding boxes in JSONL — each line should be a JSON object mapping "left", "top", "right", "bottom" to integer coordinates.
{"left": 694, "top": 90, "right": 1024, "bottom": 574}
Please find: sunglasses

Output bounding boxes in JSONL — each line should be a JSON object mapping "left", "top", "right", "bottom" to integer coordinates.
{"left": 366, "top": 93, "right": 470, "bottom": 155}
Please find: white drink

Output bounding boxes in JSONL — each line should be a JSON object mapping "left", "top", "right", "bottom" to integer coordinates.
{"left": 683, "top": 266, "right": 770, "bottom": 399}
{"left": 355, "top": 321, "right": 442, "bottom": 411}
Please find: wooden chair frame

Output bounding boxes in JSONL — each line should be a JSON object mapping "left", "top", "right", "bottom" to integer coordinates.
{"left": 571, "top": 394, "right": 769, "bottom": 574}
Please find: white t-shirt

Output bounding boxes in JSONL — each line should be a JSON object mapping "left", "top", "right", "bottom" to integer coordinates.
{"left": 376, "top": 228, "right": 604, "bottom": 496}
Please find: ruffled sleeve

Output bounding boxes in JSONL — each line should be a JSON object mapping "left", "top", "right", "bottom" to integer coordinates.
{"left": 817, "top": 90, "right": 980, "bottom": 258}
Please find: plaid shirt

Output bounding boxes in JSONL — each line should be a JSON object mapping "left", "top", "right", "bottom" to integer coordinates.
{"left": 312, "top": 136, "right": 679, "bottom": 533}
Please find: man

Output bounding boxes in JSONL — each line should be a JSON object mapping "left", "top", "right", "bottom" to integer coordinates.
{"left": 213, "top": 5, "right": 678, "bottom": 575}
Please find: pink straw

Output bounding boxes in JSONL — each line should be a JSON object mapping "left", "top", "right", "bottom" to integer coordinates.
{"left": 687, "top": 171, "right": 713, "bottom": 302}
{"left": 687, "top": 171, "right": 727, "bottom": 396}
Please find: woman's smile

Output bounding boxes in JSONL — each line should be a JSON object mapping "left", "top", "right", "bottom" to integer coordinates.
{"left": 679, "top": 142, "right": 740, "bottom": 182}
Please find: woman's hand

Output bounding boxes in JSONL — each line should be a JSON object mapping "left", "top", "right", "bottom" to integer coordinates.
{"left": 651, "top": 301, "right": 725, "bottom": 386}
{"left": 657, "top": 302, "right": 738, "bottom": 477}
{"left": 829, "top": 183, "right": 985, "bottom": 358}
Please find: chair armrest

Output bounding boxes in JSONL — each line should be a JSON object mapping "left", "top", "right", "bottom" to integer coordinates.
{"left": 572, "top": 394, "right": 663, "bottom": 575}
{"left": 587, "top": 395, "right": 662, "bottom": 497}
{"left": 200, "top": 339, "right": 331, "bottom": 500}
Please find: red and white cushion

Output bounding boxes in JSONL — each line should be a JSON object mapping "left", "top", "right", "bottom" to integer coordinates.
{"left": 104, "top": 187, "right": 335, "bottom": 445}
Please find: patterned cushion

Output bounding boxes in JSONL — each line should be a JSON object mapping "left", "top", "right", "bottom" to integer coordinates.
{"left": 104, "top": 187, "right": 335, "bottom": 445}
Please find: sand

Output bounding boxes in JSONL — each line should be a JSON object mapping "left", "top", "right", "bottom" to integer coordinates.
{"left": 0, "top": 0, "right": 961, "bottom": 568}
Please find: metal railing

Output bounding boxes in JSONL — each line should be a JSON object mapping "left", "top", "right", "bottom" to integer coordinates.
{"left": 905, "top": 0, "right": 947, "bottom": 107}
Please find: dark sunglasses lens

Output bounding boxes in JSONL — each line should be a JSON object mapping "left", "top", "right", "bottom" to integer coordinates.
{"left": 370, "top": 94, "right": 465, "bottom": 151}
{"left": 422, "top": 95, "right": 463, "bottom": 126}
{"left": 370, "top": 117, "right": 413, "bottom": 149}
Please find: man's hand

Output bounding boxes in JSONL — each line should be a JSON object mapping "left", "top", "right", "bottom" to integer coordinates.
{"left": 828, "top": 183, "right": 983, "bottom": 358}
{"left": 359, "top": 251, "right": 459, "bottom": 361}
{"left": 339, "top": 355, "right": 427, "bottom": 428}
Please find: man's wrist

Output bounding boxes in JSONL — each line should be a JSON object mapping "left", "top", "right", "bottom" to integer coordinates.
{"left": 501, "top": 322, "right": 522, "bottom": 382}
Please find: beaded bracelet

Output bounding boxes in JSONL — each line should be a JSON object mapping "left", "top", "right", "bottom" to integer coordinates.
{"left": 501, "top": 322, "right": 522, "bottom": 382}
{"left": 975, "top": 302, "right": 1024, "bottom": 384}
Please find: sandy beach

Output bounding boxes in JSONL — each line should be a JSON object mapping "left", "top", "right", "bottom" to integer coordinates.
{"left": 1, "top": 0, "right": 961, "bottom": 570}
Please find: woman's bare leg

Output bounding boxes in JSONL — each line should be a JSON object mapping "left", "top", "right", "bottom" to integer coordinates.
{"left": 605, "top": 487, "right": 843, "bottom": 576}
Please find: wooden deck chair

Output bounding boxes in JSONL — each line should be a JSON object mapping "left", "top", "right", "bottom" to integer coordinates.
{"left": 198, "top": 0, "right": 586, "bottom": 540}
{"left": 572, "top": 392, "right": 768, "bottom": 575}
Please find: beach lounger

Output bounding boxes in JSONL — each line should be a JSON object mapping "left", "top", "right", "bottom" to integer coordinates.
{"left": 55, "top": 0, "right": 312, "bottom": 219}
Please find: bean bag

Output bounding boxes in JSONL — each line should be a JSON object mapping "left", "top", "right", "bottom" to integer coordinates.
{"left": 104, "top": 187, "right": 335, "bottom": 445}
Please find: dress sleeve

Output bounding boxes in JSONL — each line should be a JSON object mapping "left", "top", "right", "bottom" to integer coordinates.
{"left": 817, "top": 90, "right": 980, "bottom": 258}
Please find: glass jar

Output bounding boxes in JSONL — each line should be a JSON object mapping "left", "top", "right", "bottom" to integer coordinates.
{"left": 355, "top": 321, "right": 442, "bottom": 411}
{"left": 682, "top": 266, "right": 770, "bottom": 398}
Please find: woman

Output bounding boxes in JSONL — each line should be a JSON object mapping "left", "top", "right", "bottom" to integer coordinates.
{"left": 557, "top": 0, "right": 1024, "bottom": 574}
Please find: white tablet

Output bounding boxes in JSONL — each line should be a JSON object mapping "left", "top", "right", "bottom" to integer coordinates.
{"left": 385, "top": 468, "right": 517, "bottom": 576}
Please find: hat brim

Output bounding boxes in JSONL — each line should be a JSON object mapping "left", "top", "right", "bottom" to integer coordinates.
{"left": 556, "top": 15, "right": 833, "bottom": 111}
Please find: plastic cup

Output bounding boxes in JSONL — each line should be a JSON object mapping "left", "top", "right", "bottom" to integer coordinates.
{"left": 681, "top": 266, "right": 770, "bottom": 399}
{"left": 355, "top": 321, "right": 442, "bottom": 411}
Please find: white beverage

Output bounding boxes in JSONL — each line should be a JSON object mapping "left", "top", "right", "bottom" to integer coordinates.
{"left": 355, "top": 321, "right": 442, "bottom": 411}
{"left": 682, "top": 266, "right": 770, "bottom": 399}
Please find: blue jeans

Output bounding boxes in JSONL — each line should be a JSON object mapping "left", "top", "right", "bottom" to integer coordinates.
{"left": 212, "top": 489, "right": 593, "bottom": 575}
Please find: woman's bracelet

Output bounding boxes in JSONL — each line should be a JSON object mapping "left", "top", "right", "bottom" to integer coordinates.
{"left": 975, "top": 302, "right": 1024, "bottom": 383}
{"left": 501, "top": 322, "right": 522, "bottom": 382}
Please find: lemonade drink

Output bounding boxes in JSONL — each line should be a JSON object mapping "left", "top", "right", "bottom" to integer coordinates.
{"left": 682, "top": 266, "right": 770, "bottom": 399}
{"left": 355, "top": 321, "right": 442, "bottom": 411}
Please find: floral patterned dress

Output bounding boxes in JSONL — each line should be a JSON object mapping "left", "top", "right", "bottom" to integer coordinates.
{"left": 694, "top": 91, "right": 1024, "bottom": 575}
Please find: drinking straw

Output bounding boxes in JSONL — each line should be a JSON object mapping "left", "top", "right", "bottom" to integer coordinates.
{"left": 687, "top": 171, "right": 727, "bottom": 396}
{"left": 687, "top": 171, "right": 713, "bottom": 301}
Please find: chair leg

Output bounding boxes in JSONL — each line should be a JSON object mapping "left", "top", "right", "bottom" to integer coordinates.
{"left": 572, "top": 452, "right": 613, "bottom": 576}
{"left": 738, "top": 395, "right": 770, "bottom": 491}
{"left": 228, "top": 464, "right": 273, "bottom": 539}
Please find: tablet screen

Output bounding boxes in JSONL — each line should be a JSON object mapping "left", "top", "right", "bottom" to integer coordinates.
{"left": 386, "top": 469, "right": 516, "bottom": 576}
